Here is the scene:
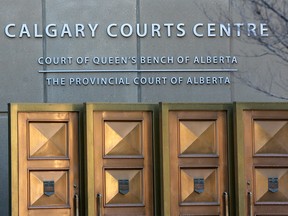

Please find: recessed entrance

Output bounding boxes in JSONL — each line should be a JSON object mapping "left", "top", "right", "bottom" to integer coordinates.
{"left": 10, "top": 102, "right": 288, "bottom": 215}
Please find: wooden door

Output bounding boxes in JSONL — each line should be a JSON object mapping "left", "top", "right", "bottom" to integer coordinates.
{"left": 161, "top": 104, "right": 231, "bottom": 216}
{"left": 242, "top": 109, "right": 288, "bottom": 215}
{"left": 11, "top": 104, "right": 80, "bottom": 216}
{"left": 86, "top": 104, "right": 156, "bottom": 216}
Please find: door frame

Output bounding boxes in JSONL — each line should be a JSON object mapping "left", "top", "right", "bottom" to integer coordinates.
{"left": 9, "top": 103, "right": 84, "bottom": 216}
{"left": 234, "top": 102, "right": 288, "bottom": 216}
{"left": 160, "top": 103, "right": 235, "bottom": 216}
{"left": 85, "top": 103, "right": 160, "bottom": 216}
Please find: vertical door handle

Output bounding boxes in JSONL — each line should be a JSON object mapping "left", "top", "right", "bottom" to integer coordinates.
{"left": 223, "top": 192, "right": 229, "bottom": 216}
{"left": 97, "top": 193, "right": 102, "bottom": 216}
{"left": 74, "top": 193, "right": 79, "bottom": 216}
{"left": 248, "top": 192, "right": 253, "bottom": 216}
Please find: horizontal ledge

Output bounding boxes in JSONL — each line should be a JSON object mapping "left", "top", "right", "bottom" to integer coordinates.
{"left": 39, "top": 68, "right": 238, "bottom": 73}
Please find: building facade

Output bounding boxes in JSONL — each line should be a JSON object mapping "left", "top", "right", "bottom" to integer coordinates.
{"left": 1, "top": 0, "right": 287, "bottom": 215}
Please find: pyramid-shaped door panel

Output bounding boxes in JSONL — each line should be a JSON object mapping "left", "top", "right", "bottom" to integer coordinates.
{"left": 254, "top": 120, "right": 288, "bottom": 155}
{"left": 179, "top": 121, "right": 216, "bottom": 155}
{"left": 29, "top": 171, "right": 69, "bottom": 207}
{"left": 180, "top": 168, "right": 218, "bottom": 204}
{"left": 104, "top": 121, "right": 142, "bottom": 156}
{"left": 255, "top": 168, "right": 288, "bottom": 203}
{"left": 105, "top": 169, "right": 143, "bottom": 206}
{"left": 29, "top": 122, "right": 68, "bottom": 158}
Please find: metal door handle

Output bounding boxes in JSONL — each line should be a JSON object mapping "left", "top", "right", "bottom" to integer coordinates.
{"left": 223, "top": 192, "right": 229, "bottom": 216}
{"left": 97, "top": 193, "right": 102, "bottom": 216}
{"left": 248, "top": 192, "right": 253, "bottom": 216}
{"left": 74, "top": 193, "right": 79, "bottom": 216}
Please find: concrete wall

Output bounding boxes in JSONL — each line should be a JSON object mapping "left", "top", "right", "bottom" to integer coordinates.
{"left": 0, "top": 0, "right": 287, "bottom": 214}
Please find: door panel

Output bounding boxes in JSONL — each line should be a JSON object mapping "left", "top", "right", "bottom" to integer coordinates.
{"left": 161, "top": 104, "right": 231, "bottom": 216}
{"left": 10, "top": 104, "right": 81, "bottom": 216}
{"left": 86, "top": 104, "right": 156, "bottom": 216}
{"left": 242, "top": 110, "right": 288, "bottom": 215}
{"left": 19, "top": 112, "right": 79, "bottom": 216}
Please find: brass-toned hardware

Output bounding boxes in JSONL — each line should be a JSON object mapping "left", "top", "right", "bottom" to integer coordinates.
{"left": 97, "top": 193, "right": 102, "bottom": 216}
{"left": 223, "top": 192, "right": 229, "bottom": 216}
{"left": 248, "top": 192, "right": 253, "bottom": 216}
{"left": 74, "top": 193, "right": 79, "bottom": 216}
